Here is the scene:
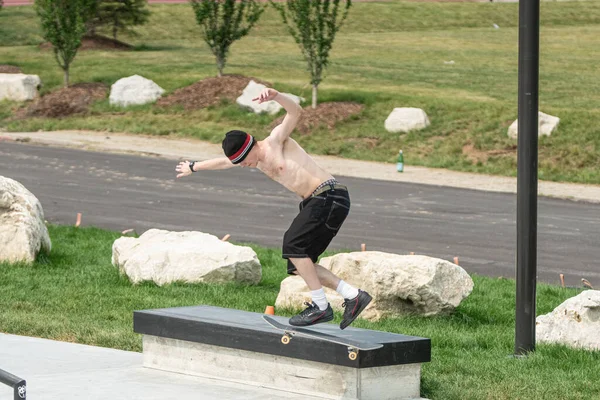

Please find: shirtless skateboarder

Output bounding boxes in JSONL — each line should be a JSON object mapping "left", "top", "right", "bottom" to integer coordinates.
{"left": 175, "top": 87, "right": 371, "bottom": 329}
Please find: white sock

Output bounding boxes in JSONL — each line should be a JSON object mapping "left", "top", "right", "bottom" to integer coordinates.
{"left": 311, "top": 288, "right": 329, "bottom": 311}
{"left": 336, "top": 280, "right": 359, "bottom": 300}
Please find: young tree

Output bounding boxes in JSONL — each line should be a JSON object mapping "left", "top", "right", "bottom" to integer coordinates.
{"left": 271, "top": 0, "right": 352, "bottom": 109}
{"left": 35, "top": 0, "right": 88, "bottom": 87}
{"left": 191, "top": 0, "right": 265, "bottom": 77}
{"left": 90, "top": 0, "right": 150, "bottom": 41}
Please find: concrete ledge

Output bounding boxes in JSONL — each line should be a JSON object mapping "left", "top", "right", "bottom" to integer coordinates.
{"left": 133, "top": 306, "right": 431, "bottom": 368}
{"left": 134, "top": 306, "right": 430, "bottom": 399}
{"left": 143, "top": 335, "right": 422, "bottom": 400}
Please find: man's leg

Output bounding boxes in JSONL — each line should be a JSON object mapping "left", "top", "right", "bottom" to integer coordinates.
{"left": 290, "top": 260, "right": 341, "bottom": 291}
{"left": 289, "top": 257, "right": 322, "bottom": 290}
{"left": 291, "top": 261, "right": 360, "bottom": 306}
{"left": 288, "top": 258, "right": 334, "bottom": 326}
{"left": 290, "top": 259, "right": 370, "bottom": 329}
{"left": 314, "top": 263, "right": 341, "bottom": 290}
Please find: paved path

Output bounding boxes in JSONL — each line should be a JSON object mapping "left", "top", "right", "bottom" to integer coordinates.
{"left": 0, "top": 333, "right": 319, "bottom": 400}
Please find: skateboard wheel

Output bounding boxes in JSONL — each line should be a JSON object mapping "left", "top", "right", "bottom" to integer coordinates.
{"left": 281, "top": 335, "right": 291, "bottom": 345}
{"left": 348, "top": 351, "right": 358, "bottom": 361}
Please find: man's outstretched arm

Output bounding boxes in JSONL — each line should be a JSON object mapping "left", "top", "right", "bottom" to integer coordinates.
{"left": 175, "top": 157, "right": 236, "bottom": 178}
{"left": 253, "top": 88, "right": 302, "bottom": 144}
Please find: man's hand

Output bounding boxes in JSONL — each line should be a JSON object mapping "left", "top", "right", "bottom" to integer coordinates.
{"left": 175, "top": 160, "right": 194, "bottom": 178}
{"left": 252, "top": 88, "right": 279, "bottom": 104}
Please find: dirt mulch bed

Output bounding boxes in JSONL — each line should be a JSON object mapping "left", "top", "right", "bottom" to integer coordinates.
{"left": 462, "top": 142, "right": 517, "bottom": 164}
{"left": 156, "top": 74, "right": 272, "bottom": 111}
{"left": 269, "top": 102, "right": 365, "bottom": 135}
{"left": 39, "top": 35, "right": 133, "bottom": 52}
{"left": 0, "top": 65, "right": 23, "bottom": 74}
{"left": 18, "top": 83, "right": 108, "bottom": 118}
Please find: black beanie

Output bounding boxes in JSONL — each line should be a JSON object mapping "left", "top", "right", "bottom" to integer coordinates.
{"left": 222, "top": 130, "right": 255, "bottom": 164}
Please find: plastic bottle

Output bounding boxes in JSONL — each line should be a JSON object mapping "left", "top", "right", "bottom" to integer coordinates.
{"left": 396, "top": 150, "right": 404, "bottom": 172}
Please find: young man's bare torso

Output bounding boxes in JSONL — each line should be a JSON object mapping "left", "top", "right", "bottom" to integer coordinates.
{"left": 255, "top": 137, "right": 334, "bottom": 199}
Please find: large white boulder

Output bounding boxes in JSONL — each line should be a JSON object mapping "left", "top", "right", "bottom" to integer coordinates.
{"left": 384, "top": 107, "right": 430, "bottom": 133}
{"left": 112, "top": 229, "right": 261, "bottom": 286}
{"left": 0, "top": 73, "right": 41, "bottom": 102}
{"left": 109, "top": 75, "right": 165, "bottom": 107}
{"left": 236, "top": 80, "right": 303, "bottom": 115}
{"left": 275, "top": 252, "right": 473, "bottom": 320}
{"left": 0, "top": 176, "right": 51, "bottom": 263}
{"left": 536, "top": 290, "right": 600, "bottom": 351}
{"left": 507, "top": 111, "right": 559, "bottom": 139}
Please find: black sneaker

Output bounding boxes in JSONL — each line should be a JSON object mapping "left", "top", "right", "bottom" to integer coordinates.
{"left": 340, "top": 290, "right": 372, "bottom": 330}
{"left": 289, "top": 302, "right": 334, "bottom": 326}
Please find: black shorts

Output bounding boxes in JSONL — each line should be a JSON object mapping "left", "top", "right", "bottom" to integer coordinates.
{"left": 282, "top": 186, "right": 350, "bottom": 275}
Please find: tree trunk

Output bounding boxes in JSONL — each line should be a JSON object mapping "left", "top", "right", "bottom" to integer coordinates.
{"left": 64, "top": 67, "right": 70, "bottom": 88}
{"left": 312, "top": 84, "right": 318, "bottom": 109}
{"left": 216, "top": 55, "right": 224, "bottom": 77}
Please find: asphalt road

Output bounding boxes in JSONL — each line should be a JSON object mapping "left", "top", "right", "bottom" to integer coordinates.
{"left": 1, "top": 141, "right": 599, "bottom": 287}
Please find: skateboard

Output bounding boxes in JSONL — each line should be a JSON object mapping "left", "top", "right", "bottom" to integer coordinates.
{"left": 263, "top": 315, "right": 383, "bottom": 360}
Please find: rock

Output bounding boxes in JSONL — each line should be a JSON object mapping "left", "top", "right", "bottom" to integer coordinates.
{"left": 112, "top": 229, "right": 261, "bottom": 285}
{"left": 536, "top": 290, "right": 600, "bottom": 351}
{"left": 0, "top": 176, "right": 51, "bottom": 263}
{"left": 236, "top": 80, "right": 303, "bottom": 115}
{"left": 384, "top": 108, "right": 430, "bottom": 133}
{"left": 275, "top": 252, "right": 473, "bottom": 320}
{"left": 109, "top": 75, "right": 165, "bottom": 107}
{"left": 507, "top": 111, "right": 559, "bottom": 139}
{"left": 0, "top": 73, "right": 41, "bottom": 102}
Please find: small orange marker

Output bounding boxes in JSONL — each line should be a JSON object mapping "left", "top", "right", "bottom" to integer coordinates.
{"left": 361, "top": 243, "right": 366, "bottom": 252}
{"left": 264, "top": 305, "right": 275, "bottom": 315}
{"left": 410, "top": 252, "right": 415, "bottom": 255}
{"left": 559, "top": 274, "right": 565, "bottom": 288}
{"left": 453, "top": 257, "right": 459, "bottom": 265}
{"left": 75, "top": 212, "right": 82, "bottom": 227}
{"left": 221, "top": 234, "right": 231, "bottom": 242}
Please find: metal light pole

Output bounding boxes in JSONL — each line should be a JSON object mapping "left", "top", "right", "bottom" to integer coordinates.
{"left": 515, "top": 0, "right": 540, "bottom": 355}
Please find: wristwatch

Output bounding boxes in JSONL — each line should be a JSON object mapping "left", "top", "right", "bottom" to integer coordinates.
{"left": 189, "top": 161, "right": 196, "bottom": 173}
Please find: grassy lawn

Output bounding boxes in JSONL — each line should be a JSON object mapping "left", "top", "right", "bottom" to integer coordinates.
{"left": 0, "top": 224, "right": 599, "bottom": 400}
{"left": 0, "top": 2, "right": 599, "bottom": 183}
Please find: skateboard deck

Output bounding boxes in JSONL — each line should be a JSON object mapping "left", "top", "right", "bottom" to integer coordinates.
{"left": 263, "top": 315, "right": 383, "bottom": 360}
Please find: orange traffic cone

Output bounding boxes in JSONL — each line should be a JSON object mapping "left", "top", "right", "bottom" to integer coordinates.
{"left": 264, "top": 305, "right": 275, "bottom": 315}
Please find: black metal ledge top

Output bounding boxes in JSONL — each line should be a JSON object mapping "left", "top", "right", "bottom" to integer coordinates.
{"left": 134, "top": 305, "right": 431, "bottom": 369}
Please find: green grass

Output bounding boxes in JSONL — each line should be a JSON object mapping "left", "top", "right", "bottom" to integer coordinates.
{"left": 1, "top": 2, "right": 600, "bottom": 183}
{"left": 1, "top": 224, "right": 599, "bottom": 399}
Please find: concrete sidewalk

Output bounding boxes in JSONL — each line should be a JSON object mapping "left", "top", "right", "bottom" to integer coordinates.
{"left": 2, "top": 130, "right": 600, "bottom": 203}
{"left": 0, "top": 333, "right": 321, "bottom": 400}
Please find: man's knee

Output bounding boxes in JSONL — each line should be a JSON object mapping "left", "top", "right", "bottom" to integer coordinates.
{"left": 286, "top": 257, "right": 315, "bottom": 275}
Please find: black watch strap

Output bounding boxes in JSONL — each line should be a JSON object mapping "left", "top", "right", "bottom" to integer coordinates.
{"left": 189, "top": 161, "right": 196, "bottom": 173}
